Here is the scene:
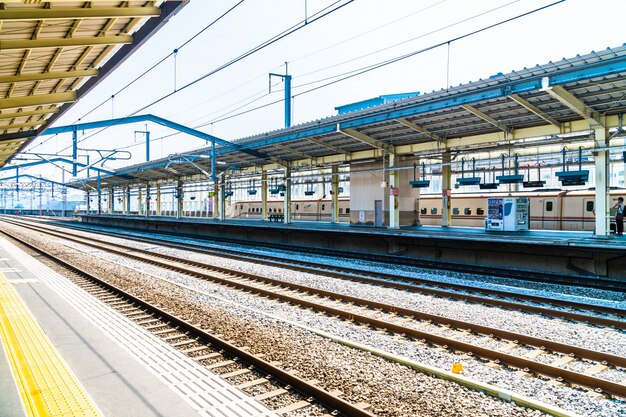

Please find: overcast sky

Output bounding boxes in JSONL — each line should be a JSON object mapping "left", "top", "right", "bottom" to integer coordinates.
{"left": 12, "top": 0, "right": 626, "bottom": 182}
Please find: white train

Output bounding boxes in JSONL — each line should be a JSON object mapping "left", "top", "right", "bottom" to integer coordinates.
{"left": 227, "top": 189, "right": 624, "bottom": 231}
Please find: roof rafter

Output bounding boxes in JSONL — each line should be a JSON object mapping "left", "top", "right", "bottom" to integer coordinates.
{"left": 274, "top": 143, "right": 313, "bottom": 159}
{"left": 461, "top": 104, "right": 510, "bottom": 132}
{"left": 508, "top": 94, "right": 560, "bottom": 127}
{"left": 0, "top": 120, "right": 45, "bottom": 130}
{"left": 0, "top": 92, "right": 76, "bottom": 110}
{"left": 0, "top": 35, "right": 132, "bottom": 50}
{"left": 0, "top": 108, "right": 58, "bottom": 119}
{"left": 395, "top": 117, "right": 443, "bottom": 142}
{"left": 337, "top": 125, "right": 393, "bottom": 153}
{"left": 0, "top": 7, "right": 160, "bottom": 21}
{"left": 305, "top": 137, "right": 349, "bottom": 155}
{"left": 0, "top": 69, "right": 99, "bottom": 84}
{"left": 542, "top": 85, "right": 602, "bottom": 127}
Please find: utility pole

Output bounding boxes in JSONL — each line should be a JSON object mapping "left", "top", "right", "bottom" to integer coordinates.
{"left": 135, "top": 124, "right": 151, "bottom": 162}
{"left": 269, "top": 63, "right": 292, "bottom": 128}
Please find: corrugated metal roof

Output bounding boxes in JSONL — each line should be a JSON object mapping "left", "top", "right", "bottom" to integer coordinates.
{"left": 0, "top": 0, "right": 187, "bottom": 169}
{"left": 69, "top": 44, "right": 626, "bottom": 189}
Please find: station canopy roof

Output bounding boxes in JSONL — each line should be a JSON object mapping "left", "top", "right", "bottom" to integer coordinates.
{"left": 68, "top": 44, "right": 626, "bottom": 190}
{"left": 0, "top": 0, "right": 187, "bottom": 169}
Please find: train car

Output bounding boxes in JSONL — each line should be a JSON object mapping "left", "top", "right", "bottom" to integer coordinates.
{"left": 226, "top": 198, "right": 351, "bottom": 222}
{"left": 224, "top": 188, "right": 623, "bottom": 231}
{"left": 418, "top": 188, "right": 624, "bottom": 231}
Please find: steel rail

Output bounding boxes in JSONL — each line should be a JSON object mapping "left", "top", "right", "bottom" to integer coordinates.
{"left": 4, "top": 219, "right": 626, "bottom": 398}
{"left": 74, "top": 219, "right": 626, "bottom": 291}
{"left": 10, "top": 217, "right": 626, "bottom": 326}
{"left": 0, "top": 228, "right": 376, "bottom": 417}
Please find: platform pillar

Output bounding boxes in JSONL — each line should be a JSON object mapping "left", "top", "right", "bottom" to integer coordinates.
{"left": 176, "top": 180, "right": 183, "bottom": 219}
{"left": 219, "top": 176, "right": 226, "bottom": 221}
{"left": 86, "top": 191, "right": 91, "bottom": 214}
{"left": 283, "top": 164, "right": 292, "bottom": 224}
{"left": 331, "top": 165, "right": 339, "bottom": 223}
{"left": 442, "top": 150, "right": 452, "bottom": 227}
{"left": 388, "top": 153, "right": 400, "bottom": 229}
{"left": 138, "top": 188, "right": 143, "bottom": 216}
{"left": 145, "top": 183, "right": 151, "bottom": 217}
{"left": 594, "top": 128, "right": 610, "bottom": 236}
{"left": 262, "top": 170, "right": 268, "bottom": 221}
{"left": 156, "top": 184, "right": 161, "bottom": 216}
{"left": 108, "top": 188, "right": 114, "bottom": 214}
{"left": 125, "top": 186, "right": 131, "bottom": 215}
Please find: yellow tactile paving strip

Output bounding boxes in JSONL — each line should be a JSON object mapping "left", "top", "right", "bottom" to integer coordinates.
{"left": 0, "top": 272, "right": 102, "bottom": 417}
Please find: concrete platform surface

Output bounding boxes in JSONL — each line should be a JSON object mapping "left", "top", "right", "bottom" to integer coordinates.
{"left": 0, "top": 236, "right": 277, "bottom": 417}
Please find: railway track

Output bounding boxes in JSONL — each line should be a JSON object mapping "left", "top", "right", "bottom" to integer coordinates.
{"left": 3, "top": 217, "right": 626, "bottom": 398}
{"left": 0, "top": 227, "right": 375, "bottom": 417}
{"left": 12, "top": 217, "right": 626, "bottom": 329}
{"left": 56, "top": 216, "right": 626, "bottom": 291}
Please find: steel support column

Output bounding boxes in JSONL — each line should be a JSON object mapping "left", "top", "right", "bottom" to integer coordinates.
{"left": 72, "top": 127, "right": 78, "bottom": 177}
{"left": 108, "top": 188, "right": 114, "bottom": 214}
{"left": 331, "top": 165, "right": 339, "bottom": 224}
{"left": 442, "top": 151, "right": 452, "bottom": 227}
{"left": 146, "top": 184, "right": 151, "bottom": 217}
{"left": 86, "top": 191, "right": 90, "bottom": 214}
{"left": 176, "top": 180, "right": 183, "bottom": 219}
{"left": 594, "top": 128, "right": 610, "bottom": 236}
{"left": 389, "top": 153, "right": 399, "bottom": 229}
{"left": 283, "top": 165, "right": 292, "bottom": 224}
{"left": 97, "top": 171, "right": 102, "bottom": 214}
{"left": 219, "top": 176, "right": 226, "bottom": 221}
{"left": 156, "top": 184, "right": 161, "bottom": 216}
{"left": 125, "top": 187, "right": 131, "bottom": 215}
{"left": 262, "top": 170, "right": 268, "bottom": 221}
{"left": 138, "top": 188, "right": 143, "bottom": 216}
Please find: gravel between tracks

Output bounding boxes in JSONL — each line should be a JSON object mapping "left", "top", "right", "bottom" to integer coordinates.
{"left": 61, "top": 222, "right": 626, "bottom": 308}
{"left": 6, "top": 222, "right": 626, "bottom": 416}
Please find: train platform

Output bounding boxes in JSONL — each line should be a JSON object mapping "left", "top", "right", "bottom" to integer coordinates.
{"left": 0, "top": 235, "right": 277, "bottom": 417}
{"left": 74, "top": 214, "right": 626, "bottom": 280}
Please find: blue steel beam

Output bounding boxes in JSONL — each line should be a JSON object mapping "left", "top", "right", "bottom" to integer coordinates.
{"left": 225, "top": 53, "right": 626, "bottom": 155}
{"left": 42, "top": 114, "right": 233, "bottom": 149}
{"left": 0, "top": 158, "right": 113, "bottom": 174}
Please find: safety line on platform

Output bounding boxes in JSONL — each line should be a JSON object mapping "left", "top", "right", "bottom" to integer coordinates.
{"left": 0, "top": 272, "right": 102, "bottom": 417}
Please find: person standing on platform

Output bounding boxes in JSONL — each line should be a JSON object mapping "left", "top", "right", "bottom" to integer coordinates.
{"left": 613, "top": 197, "right": 624, "bottom": 236}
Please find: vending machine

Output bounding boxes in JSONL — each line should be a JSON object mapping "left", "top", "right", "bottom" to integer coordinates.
{"left": 485, "top": 198, "right": 504, "bottom": 231}
{"left": 485, "top": 197, "right": 530, "bottom": 231}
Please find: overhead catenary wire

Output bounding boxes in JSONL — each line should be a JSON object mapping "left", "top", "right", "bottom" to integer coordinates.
{"left": 154, "top": 0, "right": 517, "bottom": 133}
{"left": 105, "top": 0, "right": 580, "bottom": 157}
{"left": 150, "top": 0, "right": 452, "bottom": 127}
{"left": 54, "top": 0, "right": 355, "bottom": 154}
{"left": 188, "top": 0, "right": 568, "bottom": 130}
{"left": 134, "top": 0, "right": 538, "bottom": 142}
{"left": 20, "top": 0, "right": 575, "bottom": 180}
{"left": 32, "top": 0, "right": 248, "bottom": 149}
